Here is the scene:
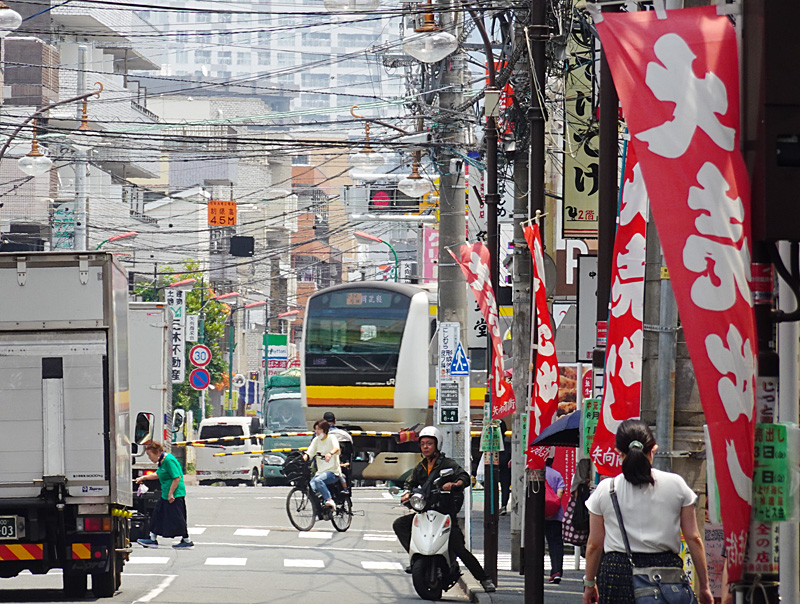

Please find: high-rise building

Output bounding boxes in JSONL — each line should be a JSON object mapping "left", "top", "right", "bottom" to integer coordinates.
{"left": 140, "top": 0, "right": 403, "bottom": 121}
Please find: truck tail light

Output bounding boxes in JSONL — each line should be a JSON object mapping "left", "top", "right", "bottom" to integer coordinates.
{"left": 80, "top": 516, "right": 112, "bottom": 532}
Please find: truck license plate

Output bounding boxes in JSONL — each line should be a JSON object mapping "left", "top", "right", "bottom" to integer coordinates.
{"left": 0, "top": 516, "right": 17, "bottom": 540}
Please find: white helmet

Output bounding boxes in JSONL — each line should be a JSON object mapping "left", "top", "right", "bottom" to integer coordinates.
{"left": 418, "top": 426, "right": 443, "bottom": 450}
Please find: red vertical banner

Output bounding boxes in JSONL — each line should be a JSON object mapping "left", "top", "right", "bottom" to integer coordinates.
{"left": 523, "top": 224, "right": 559, "bottom": 469}
{"left": 591, "top": 146, "right": 648, "bottom": 476}
{"left": 448, "top": 243, "right": 516, "bottom": 418}
{"left": 593, "top": 6, "right": 756, "bottom": 581}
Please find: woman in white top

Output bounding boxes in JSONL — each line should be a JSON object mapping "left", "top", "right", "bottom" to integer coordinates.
{"left": 582, "top": 419, "right": 713, "bottom": 604}
{"left": 302, "top": 419, "right": 341, "bottom": 509}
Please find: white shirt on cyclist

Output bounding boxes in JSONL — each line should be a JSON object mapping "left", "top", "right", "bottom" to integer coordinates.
{"left": 306, "top": 433, "right": 341, "bottom": 476}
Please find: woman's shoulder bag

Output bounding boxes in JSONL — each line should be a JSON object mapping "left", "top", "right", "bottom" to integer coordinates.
{"left": 609, "top": 477, "right": 698, "bottom": 604}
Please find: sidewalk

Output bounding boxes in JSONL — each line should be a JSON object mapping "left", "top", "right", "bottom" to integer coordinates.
{"left": 459, "top": 491, "right": 585, "bottom": 603}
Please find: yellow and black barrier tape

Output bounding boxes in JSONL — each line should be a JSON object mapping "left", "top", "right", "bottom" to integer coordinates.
{"left": 213, "top": 446, "right": 309, "bottom": 457}
{"left": 176, "top": 430, "right": 403, "bottom": 447}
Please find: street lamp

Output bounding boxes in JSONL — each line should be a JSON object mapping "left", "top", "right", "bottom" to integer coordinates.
{"left": 397, "top": 153, "right": 435, "bottom": 198}
{"left": 402, "top": 1, "right": 458, "bottom": 64}
{"left": 0, "top": 1, "right": 22, "bottom": 37}
{"left": 227, "top": 300, "right": 266, "bottom": 416}
{"left": 354, "top": 230, "right": 399, "bottom": 282}
{"left": 168, "top": 277, "right": 197, "bottom": 289}
{"left": 95, "top": 231, "right": 138, "bottom": 250}
{"left": 349, "top": 107, "right": 385, "bottom": 175}
{"left": 17, "top": 125, "right": 53, "bottom": 177}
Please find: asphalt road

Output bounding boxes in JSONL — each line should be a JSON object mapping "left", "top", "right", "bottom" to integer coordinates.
{"left": 0, "top": 484, "right": 470, "bottom": 604}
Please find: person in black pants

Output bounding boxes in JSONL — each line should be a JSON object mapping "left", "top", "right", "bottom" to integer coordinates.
{"left": 545, "top": 456, "right": 566, "bottom": 583}
{"left": 498, "top": 420, "right": 512, "bottom": 514}
{"left": 392, "top": 426, "right": 496, "bottom": 593}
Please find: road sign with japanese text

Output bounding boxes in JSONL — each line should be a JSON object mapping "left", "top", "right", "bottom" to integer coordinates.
{"left": 208, "top": 200, "right": 237, "bottom": 226}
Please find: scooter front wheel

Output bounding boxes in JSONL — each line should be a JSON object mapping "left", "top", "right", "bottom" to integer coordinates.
{"left": 411, "top": 557, "right": 443, "bottom": 601}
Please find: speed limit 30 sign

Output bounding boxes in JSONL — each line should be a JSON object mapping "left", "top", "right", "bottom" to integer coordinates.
{"left": 189, "top": 344, "right": 212, "bottom": 368}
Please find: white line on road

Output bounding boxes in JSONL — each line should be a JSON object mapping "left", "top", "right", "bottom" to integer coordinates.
{"left": 127, "top": 557, "right": 171, "bottom": 565}
{"left": 382, "top": 492, "right": 395, "bottom": 499}
{"left": 363, "top": 534, "right": 397, "bottom": 541}
{"left": 188, "top": 527, "right": 207, "bottom": 535}
{"left": 298, "top": 531, "right": 332, "bottom": 540}
{"left": 361, "top": 561, "right": 404, "bottom": 570}
{"left": 284, "top": 559, "right": 325, "bottom": 568}
{"left": 200, "top": 541, "right": 394, "bottom": 554}
{"left": 205, "top": 557, "right": 248, "bottom": 566}
{"left": 234, "top": 528, "right": 271, "bottom": 537}
{"left": 133, "top": 574, "right": 176, "bottom": 603}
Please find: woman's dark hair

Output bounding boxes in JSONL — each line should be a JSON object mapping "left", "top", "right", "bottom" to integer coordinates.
{"left": 616, "top": 419, "right": 656, "bottom": 486}
{"left": 314, "top": 419, "right": 330, "bottom": 434}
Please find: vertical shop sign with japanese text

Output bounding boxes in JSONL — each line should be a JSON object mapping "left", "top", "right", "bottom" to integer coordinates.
{"left": 166, "top": 288, "right": 186, "bottom": 383}
{"left": 562, "top": 29, "right": 599, "bottom": 239}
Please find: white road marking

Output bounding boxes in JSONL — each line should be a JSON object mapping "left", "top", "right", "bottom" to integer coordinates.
{"left": 234, "top": 528, "right": 271, "bottom": 537}
{"left": 188, "top": 527, "right": 207, "bottom": 535}
{"left": 205, "top": 557, "right": 248, "bottom": 566}
{"left": 361, "top": 561, "right": 404, "bottom": 570}
{"left": 200, "top": 541, "right": 393, "bottom": 554}
{"left": 127, "top": 557, "right": 171, "bottom": 565}
{"left": 363, "top": 534, "right": 397, "bottom": 542}
{"left": 298, "top": 531, "right": 332, "bottom": 540}
{"left": 133, "top": 574, "right": 176, "bottom": 603}
{"left": 382, "top": 492, "right": 395, "bottom": 499}
{"left": 284, "top": 559, "right": 325, "bottom": 568}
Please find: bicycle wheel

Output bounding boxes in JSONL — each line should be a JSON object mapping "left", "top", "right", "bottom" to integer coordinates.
{"left": 331, "top": 496, "right": 352, "bottom": 532}
{"left": 286, "top": 487, "right": 316, "bottom": 531}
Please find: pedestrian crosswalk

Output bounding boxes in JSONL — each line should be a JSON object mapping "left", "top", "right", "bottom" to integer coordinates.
{"left": 474, "top": 552, "right": 586, "bottom": 572}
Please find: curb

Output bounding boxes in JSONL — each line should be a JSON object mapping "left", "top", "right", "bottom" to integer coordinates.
{"left": 183, "top": 474, "right": 198, "bottom": 486}
{"left": 459, "top": 575, "right": 493, "bottom": 603}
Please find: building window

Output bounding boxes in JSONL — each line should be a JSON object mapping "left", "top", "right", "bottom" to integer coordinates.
{"left": 219, "top": 13, "right": 232, "bottom": 23}
{"left": 218, "top": 51, "right": 232, "bottom": 65}
{"left": 175, "top": 50, "right": 188, "bottom": 63}
{"left": 176, "top": 12, "right": 189, "bottom": 23}
{"left": 337, "top": 55, "right": 367, "bottom": 68}
{"left": 301, "top": 73, "right": 329, "bottom": 88}
{"left": 338, "top": 33, "right": 374, "bottom": 47}
{"left": 176, "top": 32, "right": 189, "bottom": 43}
{"left": 257, "top": 52, "right": 270, "bottom": 65}
{"left": 276, "top": 74, "right": 295, "bottom": 85}
{"left": 237, "top": 32, "right": 251, "bottom": 44}
{"left": 195, "top": 50, "right": 212, "bottom": 64}
{"left": 237, "top": 52, "right": 251, "bottom": 65}
{"left": 277, "top": 52, "right": 294, "bottom": 67}
{"left": 218, "top": 32, "right": 232, "bottom": 44}
{"left": 301, "top": 93, "right": 329, "bottom": 109}
{"left": 258, "top": 31, "right": 270, "bottom": 46}
{"left": 216, "top": 71, "right": 232, "bottom": 79}
{"left": 337, "top": 74, "right": 371, "bottom": 87}
{"left": 301, "top": 32, "right": 330, "bottom": 47}
{"left": 302, "top": 53, "right": 328, "bottom": 65}
{"left": 197, "top": 13, "right": 211, "bottom": 23}
{"left": 292, "top": 154, "right": 310, "bottom": 165}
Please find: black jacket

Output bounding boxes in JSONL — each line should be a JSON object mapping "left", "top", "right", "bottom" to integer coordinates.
{"left": 404, "top": 453, "right": 471, "bottom": 515}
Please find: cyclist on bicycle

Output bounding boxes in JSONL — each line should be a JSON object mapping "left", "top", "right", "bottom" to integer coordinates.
{"left": 323, "top": 411, "right": 353, "bottom": 492}
{"left": 302, "top": 419, "right": 341, "bottom": 509}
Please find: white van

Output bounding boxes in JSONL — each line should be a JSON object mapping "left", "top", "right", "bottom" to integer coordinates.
{"left": 195, "top": 416, "right": 262, "bottom": 486}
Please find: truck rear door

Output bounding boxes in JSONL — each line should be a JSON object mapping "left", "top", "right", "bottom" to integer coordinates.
{"left": 0, "top": 331, "right": 109, "bottom": 499}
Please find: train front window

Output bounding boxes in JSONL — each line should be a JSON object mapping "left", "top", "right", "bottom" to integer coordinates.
{"left": 305, "top": 289, "right": 411, "bottom": 374}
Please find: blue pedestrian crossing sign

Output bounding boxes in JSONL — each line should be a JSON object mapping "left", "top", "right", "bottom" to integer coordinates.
{"left": 450, "top": 342, "right": 470, "bottom": 376}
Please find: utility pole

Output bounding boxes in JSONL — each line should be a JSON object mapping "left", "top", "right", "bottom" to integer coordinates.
{"left": 434, "top": 0, "right": 470, "bottom": 554}
{"left": 523, "top": 1, "right": 547, "bottom": 602}
{"left": 73, "top": 45, "right": 89, "bottom": 252}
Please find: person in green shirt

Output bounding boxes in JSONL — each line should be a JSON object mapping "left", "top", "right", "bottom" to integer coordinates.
{"left": 135, "top": 441, "right": 194, "bottom": 549}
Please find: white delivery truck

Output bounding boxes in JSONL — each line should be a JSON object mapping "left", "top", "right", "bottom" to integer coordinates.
{"left": 127, "top": 302, "right": 184, "bottom": 540}
{"left": 0, "top": 252, "right": 144, "bottom": 597}
{"left": 195, "top": 416, "right": 262, "bottom": 486}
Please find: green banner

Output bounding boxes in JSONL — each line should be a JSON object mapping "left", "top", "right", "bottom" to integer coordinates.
{"left": 480, "top": 422, "right": 502, "bottom": 452}
{"left": 582, "top": 398, "right": 602, "bottom": 457}
{"left": 753, "top": 423, "right": 793, "bottom": 522}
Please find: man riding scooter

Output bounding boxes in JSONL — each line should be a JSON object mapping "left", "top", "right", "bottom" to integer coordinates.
{"left": 392, "top": 426, "right": 496, "bottom": 594}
